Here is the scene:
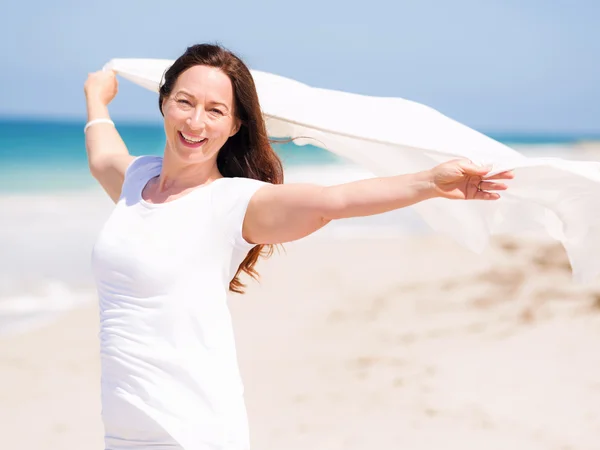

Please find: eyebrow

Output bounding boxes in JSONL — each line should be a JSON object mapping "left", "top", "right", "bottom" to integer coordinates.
{"left": 175, "top": 90, "right": 230, "bottom": 110}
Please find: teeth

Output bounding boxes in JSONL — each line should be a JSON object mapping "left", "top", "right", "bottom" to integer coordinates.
{"left": 181, "top": 132, "right": 205, "bottom": 143}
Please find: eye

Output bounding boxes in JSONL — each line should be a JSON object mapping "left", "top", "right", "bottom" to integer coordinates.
{"left": 211, "top": 108, "right": 224, "bottom": 115}
{"left": 177, "top": 99, "right": 191, "bottom": 106}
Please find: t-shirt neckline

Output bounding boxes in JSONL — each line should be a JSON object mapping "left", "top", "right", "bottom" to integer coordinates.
{"left": 136, "top": 165, "right": 225, "bottom": 210}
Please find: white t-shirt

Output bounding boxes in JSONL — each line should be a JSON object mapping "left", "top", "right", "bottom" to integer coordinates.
{"left": 91, "top": 155, "right": 267, "bottom": 450}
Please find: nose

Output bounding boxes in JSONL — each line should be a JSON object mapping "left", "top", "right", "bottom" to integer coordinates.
{"left": 186, "top": 107, "right": 206, "bottom": 132}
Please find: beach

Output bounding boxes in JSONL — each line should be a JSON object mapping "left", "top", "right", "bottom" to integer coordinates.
{"left": 2, "top": 119, "right": 600, "bottom": 448}
{"left": 3, "top": 0, "right": 600, "bottom": 443}
{"left": 2, "top": 233, "right": 600, "bottom": 449}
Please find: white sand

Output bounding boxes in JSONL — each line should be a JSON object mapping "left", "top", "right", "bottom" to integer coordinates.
{"left": 1, "top": 235, "right": 600, "bottom": 449}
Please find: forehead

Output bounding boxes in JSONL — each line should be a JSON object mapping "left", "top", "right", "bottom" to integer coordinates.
{"left": 174, "top": 65, "right": 234, "bottom": 104}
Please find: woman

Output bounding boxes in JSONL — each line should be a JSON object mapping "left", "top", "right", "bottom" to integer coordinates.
{"left": 85, "top": 44, "right": 513, "bottom": 450}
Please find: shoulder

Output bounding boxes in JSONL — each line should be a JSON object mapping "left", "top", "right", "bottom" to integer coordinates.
{"left": 118, "top": 155, "right": 162, "bottom": 202}
{"left": 211, "top": 177, "right": 270, "bottom": 201}
{"left": 124, "top": 155, "right": 163, "bottom": 181}
{"left": 210, "top": 177, "right": 271, "bottom": 247}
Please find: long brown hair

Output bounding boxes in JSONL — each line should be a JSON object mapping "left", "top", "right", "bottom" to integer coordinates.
{"left": 159, "top": 44, "right": 284, "bottom": 294}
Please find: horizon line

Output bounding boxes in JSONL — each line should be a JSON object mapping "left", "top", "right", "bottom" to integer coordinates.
{"left": 1, "top": 113, "right": 600, "bottom": 140}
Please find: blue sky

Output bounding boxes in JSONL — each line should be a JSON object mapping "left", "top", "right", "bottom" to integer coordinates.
{"left": 2, "top": 0, "right": 599, "bottom": 133}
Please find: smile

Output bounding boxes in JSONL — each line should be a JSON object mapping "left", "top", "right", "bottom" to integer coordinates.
{"left": 178, "top": 131, "right": 207, "bottom": 148}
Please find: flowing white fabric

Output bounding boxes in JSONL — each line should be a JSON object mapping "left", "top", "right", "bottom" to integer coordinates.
{"left": 103, "top": 58, "right": 600, "bottom": 283}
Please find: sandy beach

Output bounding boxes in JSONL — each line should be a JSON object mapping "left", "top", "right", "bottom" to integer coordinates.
{"left": 1, "top": 234, "right": 600, "bottom": 449}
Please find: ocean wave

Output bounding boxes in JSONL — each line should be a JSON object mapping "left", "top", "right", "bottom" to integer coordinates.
{"left": 0, "top": 279, "right": 95, "bottom": 336}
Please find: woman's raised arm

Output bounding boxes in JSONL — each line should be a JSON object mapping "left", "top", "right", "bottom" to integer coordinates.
{"left": 84, "top": 70, "right": 134, "bottom": 203}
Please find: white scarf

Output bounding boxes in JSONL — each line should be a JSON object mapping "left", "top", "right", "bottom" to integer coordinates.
{"left": 103, "top": 58, "right": 600, "bottom": 283}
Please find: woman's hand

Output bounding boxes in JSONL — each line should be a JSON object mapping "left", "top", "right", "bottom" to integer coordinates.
{"left": 84, "top": 70, "right": 119, "bottom": 106}
{"left": 431, "top": 159, "right": 514, "bottom": 200}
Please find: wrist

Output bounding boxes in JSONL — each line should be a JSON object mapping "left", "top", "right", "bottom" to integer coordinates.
{"left": 415, "top": 169, "right": 440, "bottom": 200}
{"left": 85, "top": 92, "right": 108, "bottom": 105}
{"left": 86, "top": 100, "right": 110, "bottom": 121}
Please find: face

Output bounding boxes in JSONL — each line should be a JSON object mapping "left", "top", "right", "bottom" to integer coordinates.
{"left": 162, "top": 65, "right": 240, "bottom": 165}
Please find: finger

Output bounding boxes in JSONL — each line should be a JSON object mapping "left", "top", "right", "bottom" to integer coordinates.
{"left": 460, "top": 161, "right": 493, "bottom": 176}
{"left": 475, "top": 190, "right": 501, "bottom": 201}
{"left": 478, "top": 181, "right": 507, "bottom": 191}
{"left": 484, "top": 170, "right": 515, "bottom": 180}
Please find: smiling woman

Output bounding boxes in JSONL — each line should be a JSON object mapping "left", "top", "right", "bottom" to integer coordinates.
{"left": 160, "top": 66, "right": 240, "bottom": 163}
{"left": 83, "top": 43, "right": 512, "bottom": 450}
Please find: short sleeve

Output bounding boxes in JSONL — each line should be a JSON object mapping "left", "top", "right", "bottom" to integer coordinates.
{"left": 124, "top": 155, "right": 162, "bottom": 183}
{"left": 119, "top": 155, "right": 162, "bottom": 201}
{"left": 210, "top": 177, "right": 269, "bottom": 248}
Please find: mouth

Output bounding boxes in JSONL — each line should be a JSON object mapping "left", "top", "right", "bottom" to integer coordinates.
{"left": 178, "top": 131, "right": 207, "bottom": 148}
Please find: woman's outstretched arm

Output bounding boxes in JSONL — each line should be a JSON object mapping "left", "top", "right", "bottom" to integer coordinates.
{"left": 84, "top": 70, "right": 134, "bottom": 203}
{"left": 243, "top": 159, "right": 514, "bottom": 245}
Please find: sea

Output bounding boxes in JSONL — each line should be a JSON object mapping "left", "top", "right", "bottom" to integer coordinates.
{"left": 1, "top": 117, "right": 598, "bottom": 335}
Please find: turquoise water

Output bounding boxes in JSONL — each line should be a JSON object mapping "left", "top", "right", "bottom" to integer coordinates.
{"left": 1, "top": 118, "right": 599, "bottom": 193}
{"left": 0, "top": 118, "right": 344, "bottom": 193}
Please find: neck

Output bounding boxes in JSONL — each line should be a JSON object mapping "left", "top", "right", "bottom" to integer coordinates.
{"left": 156, "top": 149, "right": 221, "bottom": 193}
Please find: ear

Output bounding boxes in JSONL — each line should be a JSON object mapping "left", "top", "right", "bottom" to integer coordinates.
{"left": 229, "top": 117, "right": 241, "bottom": 137}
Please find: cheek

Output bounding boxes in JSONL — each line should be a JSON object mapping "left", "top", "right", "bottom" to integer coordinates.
{"left": 165, "top": 107, "right": 186, "bottom": 125}
{"left": 212, "top": 119, "right": 235, "bottom": 138}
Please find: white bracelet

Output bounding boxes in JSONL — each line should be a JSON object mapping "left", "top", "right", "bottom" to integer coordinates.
{"left": 84, "top": 118, "right": 115, "bottom": 133}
